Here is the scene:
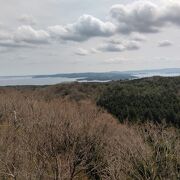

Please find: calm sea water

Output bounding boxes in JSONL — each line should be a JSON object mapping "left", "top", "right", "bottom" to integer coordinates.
{"left": 0, "top": 72, "right": 179, "bottom": 86}
{"left": 0, "top": 76, "right": 78, "bottom": 86}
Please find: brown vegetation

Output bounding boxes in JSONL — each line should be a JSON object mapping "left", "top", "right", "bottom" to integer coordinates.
{"left": 0, "top": 87, "right": 179, "bottom": 179}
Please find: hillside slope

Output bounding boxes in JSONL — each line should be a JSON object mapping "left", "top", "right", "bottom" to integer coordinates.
{"left": 98, "top": 76, "right": 180, "bottom": 127}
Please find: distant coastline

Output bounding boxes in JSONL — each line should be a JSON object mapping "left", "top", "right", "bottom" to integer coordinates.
{"left": 0, "top": 68, "right": 180, "bottom": 86}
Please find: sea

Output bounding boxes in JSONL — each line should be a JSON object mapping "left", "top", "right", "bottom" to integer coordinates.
{"left": 0, "top": 72, "right": 180, "bottom": 86}
{"left": 0, "top": 76, "right": 78, "bottom": 86}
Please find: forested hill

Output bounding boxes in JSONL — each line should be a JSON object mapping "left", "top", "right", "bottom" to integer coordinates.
{"left": 1, "top": 76, "right": 180, "bottom": 127}
{"left": 0, "top": 76, "right": 179, "bottom": 179}
{"left": 97, "top": 76, "right": 180, "bottom": 127}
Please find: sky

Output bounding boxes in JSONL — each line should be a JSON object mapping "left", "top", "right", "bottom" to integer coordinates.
{"left": 0, "top": 0, "right": 180, "bottom": 75}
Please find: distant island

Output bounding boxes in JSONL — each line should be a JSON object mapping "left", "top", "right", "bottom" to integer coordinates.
{"left": 33, "top": 68, "right": 180, "bottom": 81}
{"left": 0, "top": 68, "right": 180, "bottom": 86}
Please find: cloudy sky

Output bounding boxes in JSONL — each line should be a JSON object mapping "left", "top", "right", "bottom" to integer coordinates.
{"left": 0, "top": 0, "right": 180, "bottom": 75}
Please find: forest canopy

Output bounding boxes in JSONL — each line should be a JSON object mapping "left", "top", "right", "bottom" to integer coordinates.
{"left": 97, "top": 77, "right": 180, "bottom": 127}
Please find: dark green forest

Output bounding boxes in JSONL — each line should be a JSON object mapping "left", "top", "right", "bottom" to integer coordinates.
{"left": 97, "top": 76, "right": 180, "bottom": 127}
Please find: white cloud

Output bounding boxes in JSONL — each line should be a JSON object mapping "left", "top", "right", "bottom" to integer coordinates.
{"left": 75, "top": 48, "right": 89, "bottom": 56}
{"left": 110, "top": 0, "right": 180, "bottom": 34}
{"left": 130, "top": 33, "right": 147, "bottom": 42}
{"left": 0, "top": 1, "right": 179, "bottom": 55}
{"left": 0, "top": 26, "right": 50, "bottom": 49}
{"left": 90, "top": 48, "right": 100, "bottom": 54}
{"left": 14, "top": 25, "right": 50, "bottom": 44}
{"left": 48, "top": 14, "right": 116, "bottom": 42}
{"left": 158, "top": 40, "right": 173, "bottom": 47}
{"left": 44, "top": 0, "right": 180, "bottom": 44}
{"left": 75, "top": 47, "right": 100, "bottom": 56}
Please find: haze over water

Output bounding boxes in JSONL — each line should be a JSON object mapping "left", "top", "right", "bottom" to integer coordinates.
{"left": 0, "top": 70, "right": 180, "bottom": 86}
{"left": 0, "top": 76, "right": 78, "bottom": 86}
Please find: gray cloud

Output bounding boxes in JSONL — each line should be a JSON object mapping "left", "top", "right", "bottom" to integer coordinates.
{"left": 125, "top": 40, "right": 141, "bottom": 50}
{"left": 48, "top": 14, "right": 116, "bottom": 42}
{"left": 0, "top": 38, "right": 35, "bottom": 50}
{"left": 75, "top": 48, "right": 89, "bottom": 56}
{"left": 99, "top": 43, "right": 125, "bottom": 52}
{"left": 0, "top": 31, "right": 24, "bottom": 48}
{"left": 0, "top": 31, "right": 12, "bottom": 41}
{"left": 0, "top": 1, "right": 179, "bottom": 53}
{"left": 0, "top": 40, "right": 26, "bottom": 48}
{"left": 110, "top": 1, "right": 180, "bottom": 34}
{"left": 0, "top": 47, "right": 9, "bottom": 53}
{"left": 18, "top": 14, "right": 37, "bottom": 25}
{"left": 158, "top": 40, "right": 173, "bottom": 47}
{"left": 47, "top": 1, "right": 180, "bottom": 43}
{"left": 98, "top": 39, "right": 141, "bottom": 52}
{"left": 1, "top": 1, "right": 180, "bottom": 48}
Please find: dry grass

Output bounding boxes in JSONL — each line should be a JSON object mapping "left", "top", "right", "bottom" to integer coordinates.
{"left": 0, "top": 90, "right": 179, "bottom": 180}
